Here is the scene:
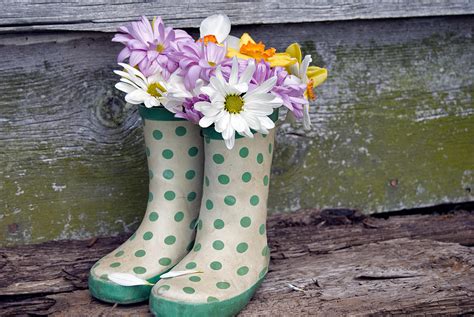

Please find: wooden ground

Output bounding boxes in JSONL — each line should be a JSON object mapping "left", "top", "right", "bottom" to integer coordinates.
{"left": 0, "top": 208, "right": 473, "bottom": 316}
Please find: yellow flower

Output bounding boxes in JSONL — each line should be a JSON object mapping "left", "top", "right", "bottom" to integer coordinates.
{"left": 285, "top": 43, "right": 327, "bottom": 89}
{"left": 227, "top": 33, "right": 297, "bottom": 67}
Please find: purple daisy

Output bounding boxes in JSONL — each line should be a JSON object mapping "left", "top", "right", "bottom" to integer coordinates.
{"left": 173, "top": 41, "right": 232, "bottom": 90}
{"left": 174, "top": 94, "right": 208, "bottom": 124}
{"left": 112, "top": 16, "right": 193, "bottom": 78}
{"left": 251, "top": 60, "right": 308, "bottom": 118}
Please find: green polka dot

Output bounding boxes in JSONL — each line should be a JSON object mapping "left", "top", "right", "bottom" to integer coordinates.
{"left": 162, "top": 149, "right": 174, "bottom": 159}
{"left": 188, "top": 147, "right": 199, "bottom": 157}
{"left": 164, "top": 191, "right": 176, "bottom": 200}
{"left": 197, "top": 219, "right": 203, "bottom": 230}
{"left": 262, "top": 133, "right": 267, "bottom": 138}
{"left": 259, "top": 267, "right": 268, "bottom": 278}
{"left": 143, "top": 231, "right": 153, "bottom": 240}
{"left": 213, "top": 154, "right": 224, "bottom": 164}
{"left": 163, "top": 169, "right": 174, "bottom": 179}
{"left": 224, "top": 195, "right": 236, "bottom": 206}
{"left": 146, "top": 147, "right": 150, "bottom": 157}
{"left": 205, "top": 137, "right": 211, "bottom": 144}
{"left": 259, "top": 224, "right": 266, "bottom": 235}
{"left": 175, "top": 126, "right": 187, "bottom": 136}
{"left": 207, "top": 296, "right": 219, "bottom": 303}
{"left": 110, "top": 262, "right": 121, "bottom": 268}
{"left": 185, "top": 170, "right": 196, "bottom": 180}
{"left": 212, "top": 240, "right": 225, "bottom": 250}
{"left": 114, "top": 250, "right": 124, "bottom": 257}
{"left": 240, "top": 216, "right": 251, "bottom": 228}
{"left": 183, "top": 287, "right": 195, "bottom": 294}
{"left": 239, "top": 147, "right": 249, "bottom": 158}
{"left": 134, "top": 249, "right": 146, "bottom": 257}
{"left": 257, "top": 153, "right": 264, "bottom": 164}
{"left": 174, "top": 211, "right": 184, "bottom": 222}
{"left": 100, "top": 274, "right": 109, "bottom": 280}
{"left": 236, "top": 242, "right": 248, "bottom": 253}
{"left": 153, "top": 130, "right": 163, "bottom": 140}
{"left": 129, "top": 232, "right": 136, "bottom": 241}
{"left": 269, "top": 143, "right": 273, "bottom": 154}
{"left": 185, "top": 262, "right": 197, "bottom": 269}
{"left": 216, "top": 282, "right": 230, "bottom": 289}
{"left": 159, "top": 257, "right": 172, "bottom": 266}
{"left": 133, "top": 266, "right": 147, "bottom": 274}
{"left": 237, "top": 266, "right": 249, "bottom": 276}
{"left": 250, "top": 195, "right": 260, "bottom": 206}
{"left": 187, "top": 192, "right": 197, "bottom": 201}
{"left": 158, "top": 285, "right": 170, "bottom": 292}
{"left": 218, "top": 174, "right": 230, "bottom": 185}
{"left": 194, "top": 243, "right": 202, "bottom": 252}
{"left": 206, "top": 199, "right": 214, "bottom": 210}
{"left": 205, "top": 176, "right": 210, "bottom": 187}
{"left": 242, "top": 172, "right": 252, "bottom": 183}
{"left": 189, "top": 218, "right": 198, "bottom": 229}
{"left": 92, "top": 262, "right": 100, "bottom": 269}
{"left": 149, "top": 211, "right": 159, "bottom": 222}
{"left": 164, "top": 235, "right": 176, "bottom": 245}
{"left": 149, "top": 170, "right": 153, "bottom": 179}
{"left": 213, "top": 219, "right": 225, "bottom": 229}
{"left": 189, "top": 276, "right": 201, "bottom": 282}
{"left": 263, "top": 175, "right": 269, "bottom": 186}
{"left": 210, "top": 261, "right": 222, "bottom": 270}
{"left": 262, "top": 245, "right": 269, "bottom": 256}
{"left": 148, "top": 192, "right": 153, "bottom": 202}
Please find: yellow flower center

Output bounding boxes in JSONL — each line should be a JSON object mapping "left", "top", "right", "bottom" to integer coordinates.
{"left": 147, "top": 82, "right": 166, "bottom": 97}
{"left": 224, "top": 94, "right": 244, "bottom": 114}
{"left": 208, "top": 61, "right": 217, "bottom": 67}
{"left": 156, "top": 43, "right": 165, "bottom": 53}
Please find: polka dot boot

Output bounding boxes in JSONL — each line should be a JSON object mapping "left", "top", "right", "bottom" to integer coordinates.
{"left": 149, "top": 128, "right": 275, "bottom": 316}
{"left": 89, "top": 106, "right": 204, "bottom": 304}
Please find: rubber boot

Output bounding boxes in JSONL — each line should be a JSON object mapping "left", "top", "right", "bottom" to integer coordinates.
{"left": 89, "top": 106, "right": 204, "bottom": 304}
{"left": 149, "top": 127, "right": 275, "bottom": 316}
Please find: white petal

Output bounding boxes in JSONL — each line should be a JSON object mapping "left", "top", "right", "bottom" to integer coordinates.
{"left": 229, "top": 57, "right": 239, "bottom": 85}
{"left": 303, "top": 103, "right": 312, "bottom": 130}
{"left": 247, "top": 76, "right": 277, "bottom": 96}
{"left": 108, "top": 273, "right": 153, "bottom": 286}
{"left": 259, "top": 116, "right": 275, "bottom": 130}
{"left": 125, "top": 89, "right": 149, "bottom": 104}
{"left": 215, "top": 112, "right": 231, "bottom": 133}
{"left": 239, "top": 59, "right": 255, "bottom": 85}
{"left": 230, "top": 114, "right": 248, "bottom": 133}
{"left": 199, "top": 115, "right": 217, "bottom": 128}
{"left": 241, "top": 111, "right": 261, "bottom": 130}
{"left": 115, "top": 82, "right": 135, "bottom": 94}
{"left": 160, "top": 270, "right": 203, "bottom": 279}
{"left": 224, "top": 35, "right": 240, "bottom": 50}
{"left": 200, "top": 14, "right": 231, "bottom": 43}
{"left": 300, "top": 55, "right": 312, "bottom": 78}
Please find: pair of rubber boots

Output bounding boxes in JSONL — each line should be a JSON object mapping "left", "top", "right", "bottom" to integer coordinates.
{"left": 89, "top": 106, "right": 275, "bottom": 316}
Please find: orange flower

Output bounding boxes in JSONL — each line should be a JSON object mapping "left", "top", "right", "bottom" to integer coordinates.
{"left": 239, "top": 41, "right": 276, "bottom": 61}
{"left": 197, "top": 34, "right": 218, "bottom": 45}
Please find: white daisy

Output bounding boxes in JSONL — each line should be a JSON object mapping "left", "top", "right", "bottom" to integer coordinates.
{"left": 194, "top": 58, "right": 282, "bottom": 149}
{"left": 114, "top": 62, "right": 185, "bottom": 112}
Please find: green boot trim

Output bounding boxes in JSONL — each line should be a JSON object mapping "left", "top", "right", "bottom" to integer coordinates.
{"left": 88, "top": 268, "right": 169, "bottom": 304}
{"left": 149, "top": 274, "right": 266, "bottom": 317}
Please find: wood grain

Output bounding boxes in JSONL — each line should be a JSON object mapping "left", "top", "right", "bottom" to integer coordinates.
{"left": 0, "top": 209, "right": 472, "bottom": 315}
{"left": 1, "top": 16, "right": 473, "bottom": 245}
{"left": 1, "top": 1, "right": 473, "bottom": 33}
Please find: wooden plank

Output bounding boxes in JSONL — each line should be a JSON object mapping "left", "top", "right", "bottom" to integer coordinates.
{"left": 0, "top": 0, "right": 473, "bottom": 33}
{"left": 0, "top": 209, "right": 472, "bottom": 315}
{"left": 1, "top": 16, "right": 473, "bottom": 245}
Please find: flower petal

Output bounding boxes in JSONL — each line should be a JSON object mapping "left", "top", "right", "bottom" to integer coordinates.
{"left": 200, "top": 14, "right": 231, "bottom": 43}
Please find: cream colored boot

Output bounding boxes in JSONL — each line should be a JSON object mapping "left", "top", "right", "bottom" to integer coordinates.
{"left": 89, "top": 106, "right": 204, "bottom": 304}
{"left": 149, "top": 129, "right": 274, "bottom": 316}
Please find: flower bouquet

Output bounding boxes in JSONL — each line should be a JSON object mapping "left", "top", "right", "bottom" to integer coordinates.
{"left": 89, "top": 14, "right": 327, "bottom": 316}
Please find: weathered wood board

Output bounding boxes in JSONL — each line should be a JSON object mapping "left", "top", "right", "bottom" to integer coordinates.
{"left": 0, "top": 209, "right": 473, "bottom": 315}
{"left": 1, "top": 0, "right": 473, "bottom": 33}
{"left": 1, "top": 16, "right": 473, "bottom": 245}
